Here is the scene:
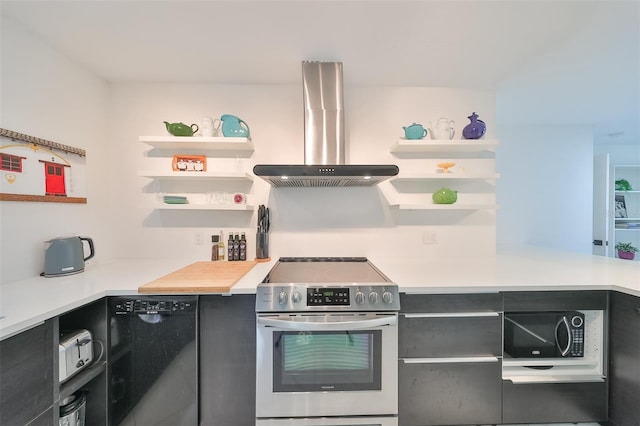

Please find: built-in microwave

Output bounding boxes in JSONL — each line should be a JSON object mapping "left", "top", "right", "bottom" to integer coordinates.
{"left": 504, "top": 311, "right": 585, "bottom": 359}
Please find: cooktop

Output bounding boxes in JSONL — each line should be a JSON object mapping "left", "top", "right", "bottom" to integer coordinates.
{"left": 255, "top": 257, "right": 400, "bottom": 312}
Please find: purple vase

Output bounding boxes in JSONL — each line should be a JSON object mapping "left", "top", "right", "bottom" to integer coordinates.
{"left": 462, "top": 112, "right": 486, "bottom": 139}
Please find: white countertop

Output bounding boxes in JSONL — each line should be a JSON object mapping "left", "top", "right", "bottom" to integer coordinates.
{"left": 1, "top": 247, "right": 638, "bottom": 340}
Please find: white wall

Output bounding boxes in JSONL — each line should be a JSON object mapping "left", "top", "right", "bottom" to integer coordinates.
{"left": 495, "top": 125, "right": 594, "bottom": 253}
{"left": 4, "top": 9, "right": 620, "bottom": 283}
{"left": 0, "top": 17, "right": 111, "bottom": 283}
{"left": 492, "top": 0, "right": 638, "bottom": 254}
{"left": 108, "top": 83, "right": 497, "bottom": 262}
{"left": 595, "top": 143, "right": 640, "bottom": 165}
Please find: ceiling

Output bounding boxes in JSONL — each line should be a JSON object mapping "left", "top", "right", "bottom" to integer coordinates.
{"left": 1, "top": 0, "right": 638, "bottom": 144}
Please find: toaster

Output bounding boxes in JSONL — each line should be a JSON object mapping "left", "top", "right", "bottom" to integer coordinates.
{"left": 59, "top": 329, "right": 93, "bottom": 383}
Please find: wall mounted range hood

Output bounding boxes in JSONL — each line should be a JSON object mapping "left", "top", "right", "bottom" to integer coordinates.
{"left": 253, "top": 61, "right": 399, "bottom": 187}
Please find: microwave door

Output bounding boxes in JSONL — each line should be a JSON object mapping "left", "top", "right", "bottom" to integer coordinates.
{"left": 555, "top": 315, "right": 573, "bottom": 357}
{"left": 504, "top": 316, "right": 556, "bottom": 358}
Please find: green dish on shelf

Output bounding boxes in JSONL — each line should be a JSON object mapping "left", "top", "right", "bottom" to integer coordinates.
{"left": 163, "top": 196, "right": 188, "bottom": 204}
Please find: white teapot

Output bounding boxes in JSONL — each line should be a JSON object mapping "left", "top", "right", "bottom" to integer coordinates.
{"left": 429, "top": 117, "right": 455, "bottom": 140}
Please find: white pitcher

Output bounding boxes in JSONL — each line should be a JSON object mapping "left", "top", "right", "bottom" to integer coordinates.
{"left": 200, "top": 116, "right": 221, "bottom": 137}
{"left": 429, "top": 117, "right": 456, "bottom": 140}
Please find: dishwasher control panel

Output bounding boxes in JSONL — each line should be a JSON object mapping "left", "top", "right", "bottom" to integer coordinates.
{"left": 111, "top": 297, "right": 197, "bottom": 315}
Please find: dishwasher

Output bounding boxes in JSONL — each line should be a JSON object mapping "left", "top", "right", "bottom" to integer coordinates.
{"left": 108, "top": 296, "right": 198, "bottom": 426}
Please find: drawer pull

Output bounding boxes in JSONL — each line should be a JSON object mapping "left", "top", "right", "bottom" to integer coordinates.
{"left": 401, "top": 356, "right": 500, "bottom": 364}
{"left": 402, "top": 312, "right": 499, "bottom": 319}
{"left": 505, "top": 375, "right": 605, "bottom": 384}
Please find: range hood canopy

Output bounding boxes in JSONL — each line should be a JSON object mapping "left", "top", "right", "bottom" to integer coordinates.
{"left": 253, "top": 61, "right": 399, "bottom": 187}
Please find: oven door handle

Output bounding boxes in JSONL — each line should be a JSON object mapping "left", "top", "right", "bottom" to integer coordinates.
{"left": 257, "top": 315, "right": 397, "bottom": 331}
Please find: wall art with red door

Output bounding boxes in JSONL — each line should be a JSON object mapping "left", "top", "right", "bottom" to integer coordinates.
{"left": 0, "top": 128, "right": 87, "bottom": 204}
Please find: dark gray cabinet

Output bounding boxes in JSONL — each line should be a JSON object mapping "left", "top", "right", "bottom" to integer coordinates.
{"left": 0, "top": 320, "right": 55, "bottom": 426}
{"left": 199, "top": 294, "right": 256, "bottom": 426}
{"left": 503, "top": 381, "right": 607, "bottom": 423}
{"left": 398, "top": 293, "right": 502, "bottom": 426}
{"left": 503, "top": 289, "right": 608, "bottom": 311}
{"left": 502, "top": 290, "right": 608, "bottom": 424}
{"left": 399, "top": 361, "right": 502, "bottom": 426}
{"left": 608, "top": 291, "right": 640, "bottom": 426}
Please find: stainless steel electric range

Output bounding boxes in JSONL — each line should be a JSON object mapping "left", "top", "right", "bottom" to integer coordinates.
{"left": 255, "top": 257, "right": 400, "bottom": 426}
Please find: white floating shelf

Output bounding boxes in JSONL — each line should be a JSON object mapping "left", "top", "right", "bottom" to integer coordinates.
{"left": 392, "top": 173, "right": 500, "bottom": 182}
{"left": 391, "top": 139, "right": 499, "bottom": 154}
{"left": 144, "top": 203, "right": 254, "bottom": 211}
{"left": 138, "top": 171, "right": 254, "bottom": 182}
{"left": 139, "top": 136, "right": 254, "bottom": 154}
{"left": 389, "top": 203, "right": 499, "bottom": 210}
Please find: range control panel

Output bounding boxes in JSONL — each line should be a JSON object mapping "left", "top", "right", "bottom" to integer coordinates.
{"left": 255, "top": 285, "right": 400, "bottom": 312}
{"left": 307, "top": 287, "right": 350, "bottom": 306}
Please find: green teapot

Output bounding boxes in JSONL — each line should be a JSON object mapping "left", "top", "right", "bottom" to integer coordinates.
{"left": 432, "top": 187, "right": 458, "bottom": 204}
{"left": 164, "top": 121, "right": 199, "bottom": 137}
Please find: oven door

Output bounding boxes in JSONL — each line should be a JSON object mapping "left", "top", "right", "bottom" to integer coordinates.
{"left": 256, "top": 313, "right": 398, "bottom": 419}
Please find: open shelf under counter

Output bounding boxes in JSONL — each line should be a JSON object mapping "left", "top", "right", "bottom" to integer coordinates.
{"left": 392, "top": 172, "right": 500, "bottom": 182}
{"left": 391, "top": 138, "right": 499, "bottom": 154}
{"left": 138, "top": 171, "right": 254, "bottom": 182}
{"left": 389, "top": 203, "right": 500, "bottom": 211}
{"left": 139, "top": 136, "right": 255, "bottom": 155}
{"left": 59, "top": 360, "right": 107, "bottom": 400}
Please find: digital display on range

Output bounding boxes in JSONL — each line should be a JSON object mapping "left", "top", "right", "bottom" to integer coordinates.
{"left": 307, "top": 288, "right": 350, "bottom": 306}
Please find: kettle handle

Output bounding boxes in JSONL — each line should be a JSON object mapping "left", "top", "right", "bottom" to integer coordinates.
{"left": 190, "top": 123, "right": 199, "bottom": 134}
{"left": 80, "top": 237, "right": 95, "bottom": 261}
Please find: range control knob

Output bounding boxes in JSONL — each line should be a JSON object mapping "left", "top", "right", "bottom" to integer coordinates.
{"left": 277, "top": 291, "right": 288, "bottom": 305}
{"left": 292, "top": 291, "right": 302, "bottom": 304}
{"left": 368, "top": 291, "right": 379, "bottom": 304}
{"left": 355, "top": 291, "right": 366, "bottom": 304}
{"left": 382, "top": 291, "right": 394, "bottom": 304}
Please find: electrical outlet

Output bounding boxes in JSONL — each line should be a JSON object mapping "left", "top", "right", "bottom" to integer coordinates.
{"left": 423, "top": 230, "right": 437, "bottom": 245}
{"left": 194, "top": 232, "right": 203, "bottom": 245}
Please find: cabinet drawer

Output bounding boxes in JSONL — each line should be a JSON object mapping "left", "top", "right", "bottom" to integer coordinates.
{"left": 399, "top": 360, "right": 502, "bottom": 426}
{"left": 0, "top": 321, "right": 54, "bottom": 426}
{"left": 503, "top": 380, "right": 607, "bottom": 423}
{"left": 503, "top": 290, "right": 607, "bottom": 311}
{"left": 400, "top": 293, "right": 502, "bottom": 313}
{"left": 399, "top": 313, "right": 502, "bottom": 357}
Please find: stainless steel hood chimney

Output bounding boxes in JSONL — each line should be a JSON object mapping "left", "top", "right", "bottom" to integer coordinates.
{"left": 253, "top": 61, "right": 399, "bottom": 187}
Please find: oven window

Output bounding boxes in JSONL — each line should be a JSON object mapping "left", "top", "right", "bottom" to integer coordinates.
{"left": 273, "top": 330, "right": 381, "bottom": 392}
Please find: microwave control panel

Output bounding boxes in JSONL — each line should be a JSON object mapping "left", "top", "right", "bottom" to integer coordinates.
{"left": 569, "top": 314, "right": 585, "bottom": 356}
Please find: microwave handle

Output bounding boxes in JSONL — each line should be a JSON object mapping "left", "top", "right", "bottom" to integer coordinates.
{"left": 555, "top": 315, "right": 572, "bottom": 357}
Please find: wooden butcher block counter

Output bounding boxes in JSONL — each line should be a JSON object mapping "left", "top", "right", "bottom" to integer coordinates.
{"left": 138, "top": 260, "right": 258, "bottom": 293}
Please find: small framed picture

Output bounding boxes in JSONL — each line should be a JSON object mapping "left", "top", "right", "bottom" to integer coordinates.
{"left": 615, "top": 195, "right": 627, "bottom": 218}
{"left": 172, "top": 155, "right": 207, "bottom": 172}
